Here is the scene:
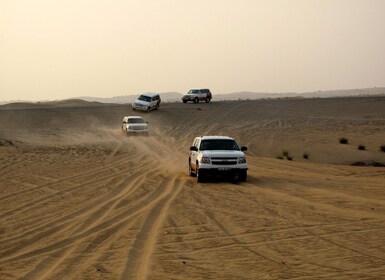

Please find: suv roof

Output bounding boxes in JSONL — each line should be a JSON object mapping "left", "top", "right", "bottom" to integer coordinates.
{"left": 123, "top": 116, "right": 145, "bottom": 121}
{"left": 140, "top": 92, "right": 159, "bottom": 97}
{"left": 198, "top": 136, "right": 233, "bottom": 140}
{"left": 190, "top": 88, "right": 210, "bottom": 91}
{"left": 125, "top": 116, "right": 144, "bottom": 119}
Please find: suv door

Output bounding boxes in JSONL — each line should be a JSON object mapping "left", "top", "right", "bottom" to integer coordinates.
{"left": 154, "top": 95, "right": 160, "bottom": 108}
{"left": 155, "top": 95, "right": 160, "bottom": 107}
{"left": 190, "top": 138, "right": 200, "bottom": 171}
{"left": 122, "top": 117, "right": 128, "bottom": 131}
{"left": 198, "top": 90, "right": 206, "bottom": 101}
{"left": 150, "top": 96, "right": 157, "bottom": 109}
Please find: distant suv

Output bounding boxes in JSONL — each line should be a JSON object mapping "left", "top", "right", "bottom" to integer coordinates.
{"left": 189, "top": 136, "right": 248, "bottom": 182}
{"left": 132, "top": 93, "right": 161, "bottom": 112}
{"left": 121, "top": 116, "right": 149, "bottom": 135}
{"left": 182, "top": 89, "right": 212, "bottom": 103}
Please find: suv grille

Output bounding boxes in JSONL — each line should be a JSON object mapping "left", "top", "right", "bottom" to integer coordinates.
{"left": 211, "top": 157, "right": 238, "bottom": 165}
{"left": 132, "top": 126, "right": 147, "bottom": 131}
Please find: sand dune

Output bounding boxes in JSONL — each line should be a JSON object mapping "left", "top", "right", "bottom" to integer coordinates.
{"left": 0, "top": 97, "right": 384, "bottom": 279}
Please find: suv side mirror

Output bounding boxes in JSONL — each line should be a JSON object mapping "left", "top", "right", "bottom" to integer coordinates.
{"left": 190, "top": 146, "right": 197, "bottom": 151}
{"left": 241, "top": 146, "right": 248, "bottom": 151}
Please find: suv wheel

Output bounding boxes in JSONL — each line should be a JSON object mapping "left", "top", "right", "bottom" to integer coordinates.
{"left": 239, "top": 170, "right": 247, "bottom": 182}
{"left": 197, "top": 166, "right": 205, "bottom": 183}
{"left": 188, "top": 161, "right": 195, "bottom": 177}
{"left": 146, "top": 107, "right": 150, "bottom": 112}
{"left": 194, "top": 97, "right": 199, "bottom": 104}
{"left": 205, "top": 97, "right": 210, "bottom": 103}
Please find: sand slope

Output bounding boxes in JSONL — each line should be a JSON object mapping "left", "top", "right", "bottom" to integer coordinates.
{"left": 0, "top": 97, "right": 385, "bottom": 279}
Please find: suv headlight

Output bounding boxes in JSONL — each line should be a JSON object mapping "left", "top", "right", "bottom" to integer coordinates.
{"left": 201, "top": 157, "right": 211, "bottom": 164}
{"left": 238, "top": 157, "right": 247, "bottom": 164}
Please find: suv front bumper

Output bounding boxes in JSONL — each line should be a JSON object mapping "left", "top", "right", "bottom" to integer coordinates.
{"left": 198, "top": 167, "right": 248, "bottom": 177}
{"left": 132, "top": 103, "right": 149, "bottom": 111}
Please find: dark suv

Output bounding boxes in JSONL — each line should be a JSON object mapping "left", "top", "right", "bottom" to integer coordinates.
{"left": 182, "top": 89, "right": 212, "bottom": 103}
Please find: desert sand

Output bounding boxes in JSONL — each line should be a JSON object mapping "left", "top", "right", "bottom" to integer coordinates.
{"left": 0, "top": 96, "right": 385, "bottom": 279}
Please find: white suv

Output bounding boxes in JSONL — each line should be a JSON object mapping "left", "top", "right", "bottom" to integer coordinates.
{"left": 121, "top": 116, "right": 149, "bottom": 135}
{"left": 182, "top": 89, "right": 212, "bottom": 103}
{"left": 189, "top": 136, "right": 248, "bottom": 182}
{"left": 132, "top": 93, "right": 161, "bottom": 112}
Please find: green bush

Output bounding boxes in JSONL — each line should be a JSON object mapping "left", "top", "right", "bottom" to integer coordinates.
{"left": 380, "top": 145, "right": 385, "bottom": 152}
{"left": 303, "top": 153, "right": 309, "bottom": 159}
{"left": 358, "top": 145, "right": 366, "bottom": 150}
{"left": 339, "top": 137, "right": 348, "bottom": 144}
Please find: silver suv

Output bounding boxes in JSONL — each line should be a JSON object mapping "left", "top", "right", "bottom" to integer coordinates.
{"left": 182, "top": 89, "right": 212, "bottom": 103}
{"left": 132, "top": 93, "right": 161, "bottom": 112}
{"left": 188, "top": 136, "right": 248, "bottom": 182}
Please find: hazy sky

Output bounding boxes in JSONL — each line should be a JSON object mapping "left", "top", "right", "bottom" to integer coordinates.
{"left": 1, "top": 0, "right": 385, "bottom": 101}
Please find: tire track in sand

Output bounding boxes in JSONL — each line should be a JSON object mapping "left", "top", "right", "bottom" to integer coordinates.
{"left": 190, "top": 186, "right": 284, "bottom": 265}
{"left": 121, "top": 176, "right": 183, "bottom": 280}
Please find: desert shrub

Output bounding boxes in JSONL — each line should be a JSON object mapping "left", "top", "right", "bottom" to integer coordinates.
{"left": 303, "top": 153, "right": 309, "bottom": 159}
{"left": 380, "top": 145, "right": 385, "bottom": 152}
{"left": 339, "top": 137, "right": 348, "bottom": 144}
{"left": 277, "top": 151, "right": 293, "bottom": 160}
{"left": 358, "top": 145, "right": 366, "bottom": 150}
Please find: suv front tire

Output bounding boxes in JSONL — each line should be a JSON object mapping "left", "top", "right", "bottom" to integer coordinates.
{"left": 196, "top": 165, "right": 206, "bottom": 183}
{"left": 239, "top": 170, "right": 247, "bottom": 182}
{"left": 189, "top": 161, "right": 196, "bottom": 177}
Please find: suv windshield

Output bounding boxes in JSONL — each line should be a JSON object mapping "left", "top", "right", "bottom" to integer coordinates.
{"left": 200, "top": 139, "right": 240, "bottom": 151}
{"left": 188, "top": 90, "right": 199, "bottom": 94}
{"left": 138, "top": 95, "right": 151, "bottom": 102}
{"left": 127, "top": 118, "right": 145, "bottom": 124}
